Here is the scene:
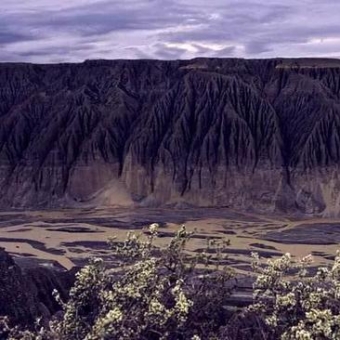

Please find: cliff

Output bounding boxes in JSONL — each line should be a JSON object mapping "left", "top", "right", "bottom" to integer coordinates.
{"left": 1, "top": 58, "right": 340, "bottom": 215}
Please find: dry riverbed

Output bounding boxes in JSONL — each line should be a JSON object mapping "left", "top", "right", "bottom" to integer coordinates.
{"left": 0, "top": 208, "right": 339, "bottom": 273}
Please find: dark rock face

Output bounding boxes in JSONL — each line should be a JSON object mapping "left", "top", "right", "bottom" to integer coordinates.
{"left": 0, "top": 248, "right": 76, "bottom": 326}
{"left": 1, "top": 58, "right": 340, "bottom": 215}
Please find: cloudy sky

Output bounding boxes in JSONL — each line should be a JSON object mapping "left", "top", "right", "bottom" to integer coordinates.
{"left": 1, "top": 0, "right": 340, "bottom": 63}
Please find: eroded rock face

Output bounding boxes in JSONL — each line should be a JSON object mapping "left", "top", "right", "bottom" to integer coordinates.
{"left": 0, "top": 248, "right": 76, "bottom": 326}
{"left": 1, "top": 58, "right": 340, "bottom": 215}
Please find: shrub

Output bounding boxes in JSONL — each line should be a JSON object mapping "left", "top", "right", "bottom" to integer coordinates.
{"left": 2, "top": 224, "right": 234, "bottom": 340}
{"left": 249, "top": 251, "right": 340, "bottom": 340}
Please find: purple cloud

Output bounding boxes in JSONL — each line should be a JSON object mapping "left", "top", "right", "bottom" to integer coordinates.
{"left": 1, "top": 0, "right": 340, "bottom": 62}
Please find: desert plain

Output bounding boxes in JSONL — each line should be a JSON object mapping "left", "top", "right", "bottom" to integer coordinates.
{"left": 0, "top": 207, "right": 339, "bottom": 275}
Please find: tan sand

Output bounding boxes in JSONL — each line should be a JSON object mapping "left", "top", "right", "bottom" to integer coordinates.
{"left": 0, "top": 208, "right": 339, "bottom": 272}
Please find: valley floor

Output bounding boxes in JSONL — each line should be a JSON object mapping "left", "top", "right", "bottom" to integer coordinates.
{"left": 0, "top": 208, "right": 338, "bottom": 273}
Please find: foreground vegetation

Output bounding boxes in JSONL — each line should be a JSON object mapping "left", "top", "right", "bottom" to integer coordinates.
{"left": 1, "top": 223, "right": 340, "bottom": 340}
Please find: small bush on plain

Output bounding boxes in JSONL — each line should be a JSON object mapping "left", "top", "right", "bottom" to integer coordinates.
{"left": 1, "top": 224, "right": 233, "bottom": 340}
{"left": 249, "top": 251, "right": 340, "bottom": 339}
{"left": 2, "top": 223, "right": 340, "bottom": 340}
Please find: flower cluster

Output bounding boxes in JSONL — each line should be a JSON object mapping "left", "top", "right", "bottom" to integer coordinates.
{"left": 249, "top": 250, "right": 340, "bottom": 340}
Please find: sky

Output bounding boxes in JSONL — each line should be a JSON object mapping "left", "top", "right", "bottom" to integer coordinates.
{"left": 1, "top": 0, "right": 340, "bottom": 63}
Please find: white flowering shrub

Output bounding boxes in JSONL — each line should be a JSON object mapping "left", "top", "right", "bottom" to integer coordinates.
{"left": 0, "top": 316, "right": 47, "bottom": 340}
{"left": 1, "top": 224, "right": 233, "bottom": 340}
{"left": 249, "top": 251, "right": 340, "bottom": 340}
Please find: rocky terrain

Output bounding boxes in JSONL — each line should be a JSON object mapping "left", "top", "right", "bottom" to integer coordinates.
{"left": 0, "top": 247, "right": 76, "bottom": 326}
{"left": 1, "top": 58, "right": 340, "bottom": 215}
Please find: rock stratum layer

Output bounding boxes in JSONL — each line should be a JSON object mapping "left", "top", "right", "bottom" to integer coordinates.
{"left": 1, "top": 58, "right": 340, "bottom": 215}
